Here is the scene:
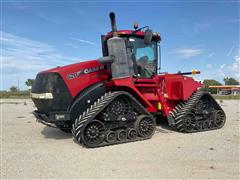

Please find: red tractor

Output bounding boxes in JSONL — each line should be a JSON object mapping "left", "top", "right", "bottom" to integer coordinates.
{"left": 31, "top": 12, "right": 226, "bottom": 148}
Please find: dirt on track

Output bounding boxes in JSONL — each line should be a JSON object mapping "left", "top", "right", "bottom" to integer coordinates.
{"left": 1, "top": 99, "right": 239, "bottom": 179}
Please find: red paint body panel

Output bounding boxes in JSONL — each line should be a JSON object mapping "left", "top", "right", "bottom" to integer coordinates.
{"left": 105, "top": 30, "right": 145, "bottom": 39}
{"left": 104, "top": 30, "right": 160, "bottom": 41}
{"left": 42, "top": 60, "right": 110, "bottom": 97}
{"left": 105, "top": 74, "right": 203, "bottom": 116}
{"left": 162, "top": 74, "right": 203, "bottom": 100}
{"left": 39, "top": 59, "right": 203, "bottom": 116}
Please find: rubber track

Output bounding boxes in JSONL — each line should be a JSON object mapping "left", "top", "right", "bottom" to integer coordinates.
{"left": 72, "top": 91, "right": 156, "bottom": 148}
{"left": 168, "top": 90, "right": 226, "bottom": 133}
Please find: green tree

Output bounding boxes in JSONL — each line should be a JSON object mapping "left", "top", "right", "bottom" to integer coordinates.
{"left": 203, "top": 79, "right": 222, "bottom": 94}
{"left": 9, "top": 86, "right": 18, "bottom": 92}
{"left": 25, "top": 79, "right": 35, "bottom": 87}
{"left": 223, "top": 77, "right": 239, "bottom": 85}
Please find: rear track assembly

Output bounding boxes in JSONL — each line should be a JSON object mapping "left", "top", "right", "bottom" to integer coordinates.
{"left": 168, "top": 90, "right": 226, "bottom": 133}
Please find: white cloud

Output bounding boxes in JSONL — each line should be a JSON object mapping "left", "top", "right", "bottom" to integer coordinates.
{"left": 199, "top": 55, "right": 240, "bottom": 83}
{"left": 71, "top": 37, "right": 97, "bottom": 46}
{"left": 1, "top": 32, "right": 76, "bottom": 90}
{"left": 173, "top": 48, "right": 203, "bottom": 59}
{"left": 217, "top": 56, "right": 240, "bottom": 79}
{"left": 2, "top": 32, "right": 76, "bottom": 73}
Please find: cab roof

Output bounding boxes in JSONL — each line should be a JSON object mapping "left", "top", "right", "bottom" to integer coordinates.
{"left": 104, "top": 30, "right": 161, "bottom": 42}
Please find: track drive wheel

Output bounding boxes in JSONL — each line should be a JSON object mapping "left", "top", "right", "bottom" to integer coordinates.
{"left": 82, "top": 120, "right": 105, "bottom": 148}
{"left": 105, "top": 96, "right": 132, "bottom": 121}
{"left": 214, "top": 110, "right": 226, "bottom": 128}
{"left": 135, "top": 115, "right": 156, "bottom": 138}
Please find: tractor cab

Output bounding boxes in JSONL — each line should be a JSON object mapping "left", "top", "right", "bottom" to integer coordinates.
{"left": 100, "top": 13, "right": 161, "bottom": 79}
{"left": 127, "top": 36, "right": 158, "bottom": 78}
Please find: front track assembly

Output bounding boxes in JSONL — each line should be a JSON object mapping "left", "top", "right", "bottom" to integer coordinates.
{"left": 72, "top": 91, "right": 156, "bottom": 148}
{"left": 168, "top": 90, "right": 226, "bottom": 133}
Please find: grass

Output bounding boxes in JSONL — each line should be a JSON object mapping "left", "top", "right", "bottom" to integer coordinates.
{"left": 212, "top": 95, "right": 240, "bottom": 100}
{"left": 0, "top": 91, "right": 31, "bottom": 99}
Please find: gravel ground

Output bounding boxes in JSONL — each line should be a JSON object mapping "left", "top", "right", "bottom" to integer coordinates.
{"left": 1, "top": 99, "right": 239, "bottom": 179}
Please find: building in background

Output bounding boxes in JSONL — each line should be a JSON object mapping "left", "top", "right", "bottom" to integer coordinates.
{"left": 209, "top": 86, "right": 240, "bottom": 95}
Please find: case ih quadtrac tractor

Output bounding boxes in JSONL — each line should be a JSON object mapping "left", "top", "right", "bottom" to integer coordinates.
{"left": 31, "top": 12, "right": 226, "bottom": 148}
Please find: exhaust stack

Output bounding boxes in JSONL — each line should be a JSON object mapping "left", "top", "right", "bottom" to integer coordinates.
{"left": 109, "top": 12, "right": 118, "bottom": 37}
{"left": 106, "top": 12, "right": 134, "bottom": 79}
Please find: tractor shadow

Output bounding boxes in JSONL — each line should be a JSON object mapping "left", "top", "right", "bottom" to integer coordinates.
{"left": 155, "top": 118, "right": 177, "bottom": 134}
{"left": 41, "top": 126, "right": 72, "bottom": 140}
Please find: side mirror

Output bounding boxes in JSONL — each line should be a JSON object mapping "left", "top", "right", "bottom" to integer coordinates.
{"left": 144, "top": 29, "right": 153, "bottom": 45}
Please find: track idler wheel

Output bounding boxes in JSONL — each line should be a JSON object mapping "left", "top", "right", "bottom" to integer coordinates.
{"left": 82, "top": 120, "right": 105, "bottom": 147}
{"left": 214, "top": 110, "right": 226, "bottom": 128}
{"left": 135, "top": 115, "right": 155, "bottom": 138}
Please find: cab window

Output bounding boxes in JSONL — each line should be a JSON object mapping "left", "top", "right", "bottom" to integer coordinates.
{"left": 129, "top": 37, "right": 157, "bottom": 78}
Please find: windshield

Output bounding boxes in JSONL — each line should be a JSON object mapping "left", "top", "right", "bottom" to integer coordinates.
{"left": 129, "top": 37, "right": 157, "bottom": 78}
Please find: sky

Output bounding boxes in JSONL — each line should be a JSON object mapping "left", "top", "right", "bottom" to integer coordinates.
{"left": 1, "top": 0, "right": 239, "bottom": 90}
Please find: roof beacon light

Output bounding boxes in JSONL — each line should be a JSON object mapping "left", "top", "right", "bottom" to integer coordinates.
{"left": 134, "top": 22, "right": 138, "bottom": 30}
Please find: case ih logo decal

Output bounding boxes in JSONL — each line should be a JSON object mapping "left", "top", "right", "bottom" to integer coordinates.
{"left": 67, "top": 66, "right": 104, "bottom": 80}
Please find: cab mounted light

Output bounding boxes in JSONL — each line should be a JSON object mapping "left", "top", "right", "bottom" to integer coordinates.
{"left": 153, "top": 32, "right": 161, "bottom": 41}
{"left": 177, "top": 70, "right": 200, "bottom": 75}
{"left": 134, "top": 22, "right": 139, "bottom": 30}
{"left": 191, "top": 69, "right": 200, "bottom": 75}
